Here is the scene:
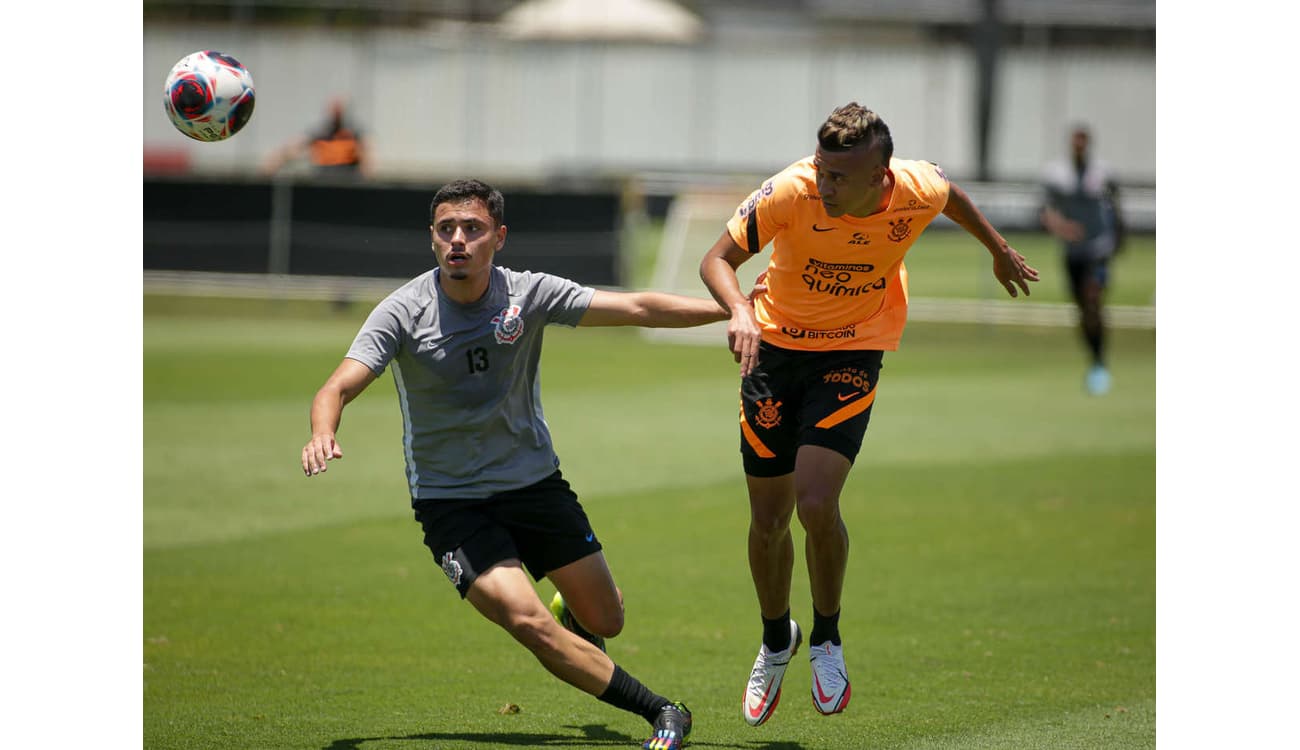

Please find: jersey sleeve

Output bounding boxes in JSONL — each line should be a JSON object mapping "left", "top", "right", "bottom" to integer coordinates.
{"left": 725, "top": 172, "right": 796, "bottom": 255}
{"left": 918, "top": 160, "right": 952, "bottom": 206}
{"left": 1040, "top": 161, "right": 1070, "bottom": 209}
{"left": 345, "top": 295, "right": 405, "bottom": 375}
{"left": 527, "top": 272, "right": 597, "bottom": 327}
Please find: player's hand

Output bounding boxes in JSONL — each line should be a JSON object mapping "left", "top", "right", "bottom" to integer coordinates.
{"left": 1058, "top": 219, "right": 1086, "bottom": 243}
{"left": 727, "top": 305, "right": 763, "bottom": 377}
{"left": 302, "top": 432, "right": 344, "bottom": 477}
{"left": 724, "top": 272, "right": 768, "bottom": 376}
{"left": 993, "top": 245, "right": 1040, "bottom": 298}
{"left": 1043, "top": 212, "right": 1085, "bottom": 243}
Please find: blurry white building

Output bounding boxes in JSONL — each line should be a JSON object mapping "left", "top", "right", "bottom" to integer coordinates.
{"left": 143, "top": 0, "right": 1155, "bottom": 187}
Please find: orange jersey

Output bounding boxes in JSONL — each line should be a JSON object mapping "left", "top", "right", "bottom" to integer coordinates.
{"left": 726, "top": 157, "right": 951, "bottom": 351}
{"left": 310, "top": 128, "right": 362, "bottom": 167}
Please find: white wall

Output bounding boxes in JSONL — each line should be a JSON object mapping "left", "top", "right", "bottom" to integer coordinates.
{"left": 997, "top": 47, "right": 1157, "bottom": 183}
{"left": 144, "top": 23, "right": 1155, "bottom": 184}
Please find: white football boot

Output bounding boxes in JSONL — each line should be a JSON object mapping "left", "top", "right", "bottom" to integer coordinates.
{"left": 808, "top": 640, "right": 852, "bottom": 715}
{"left": 742, "top": 620, "right": 802, "bottom": 726}
{"left": 1086, "top": 364, "right": 1112, "bottom": 396}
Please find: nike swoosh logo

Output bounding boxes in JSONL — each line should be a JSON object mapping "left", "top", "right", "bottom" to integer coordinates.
{"left": 836, "top": 392, "right": 857, "bottom": 401}
{"left": 585, "top": 533, "right": 594, "bottom": 542}
{"left": 745, "top": 661, "right": 789, "bottom": 719}
{"left": 746, "top": 683, "right": 778, "bottom": 718}
{"left": 813, "top": 672, "right": 840, "bottom": 704}
{"left": 812, "top": 225, "right": 835, "bottom": 232}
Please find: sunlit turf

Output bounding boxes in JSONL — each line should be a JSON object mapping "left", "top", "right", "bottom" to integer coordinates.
{"left": 145, "top": 295, "right": 1154, "bottom": 749}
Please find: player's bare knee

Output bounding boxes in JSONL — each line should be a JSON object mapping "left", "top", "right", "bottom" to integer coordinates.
{"left": 750, "top": 506, "right": 794, "bottom": 537}
{"left": 600, "top": 588, "right": 626, "bottom": 636}
{"left": 796, "top": 492, "right": 842, "bottom": 533}
{"left": 585, "top": 607, "right": 624, "bottom": 638}
{"left": 568, "top": 595, "right": 623, "bottom": 637}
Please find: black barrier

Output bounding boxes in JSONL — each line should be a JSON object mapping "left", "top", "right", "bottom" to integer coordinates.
{"left": 143, "top": 177, "right": 624, "bottom": 286}
{"left": 143, "top": 179, "right": 276, "bottom": 274}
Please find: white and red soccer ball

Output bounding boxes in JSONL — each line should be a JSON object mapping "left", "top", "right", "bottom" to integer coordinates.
{"left": 162, "top": 50, "right": 256, "bottom": 142}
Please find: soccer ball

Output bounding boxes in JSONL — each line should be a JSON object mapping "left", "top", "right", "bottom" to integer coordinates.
{"left": 162, "top": 50, "right": 256, "bottom": 142}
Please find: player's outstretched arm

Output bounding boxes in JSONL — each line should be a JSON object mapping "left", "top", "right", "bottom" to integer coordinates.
{"left": 302, "top": 358, "right": 378, "bottom": 477}
{"left": 943, "top": 183, "right": 1040, "bottom": 298}
{"left": 1040, "top": 203, "right": 1083, "bottom": 243}
{"left": 577, "top": 289, "right": 728, "bottom": 328}
{"left": 261, "top": 136, "right": 307, "bottom": 175}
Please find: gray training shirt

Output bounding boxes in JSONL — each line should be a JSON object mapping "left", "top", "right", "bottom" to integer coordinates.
{"left": 1042, "top": 158, "right": 1120, "bottom": 262}
{"left": 345, "top": 266, "right": 595, "bottom": 502}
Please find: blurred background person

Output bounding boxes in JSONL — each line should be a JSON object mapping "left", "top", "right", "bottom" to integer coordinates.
{"left": 263, "top": 96, "right": 369, "bottom": 178}
{"left": 1040, "top": 124, "right": 1126, "bottom": 396}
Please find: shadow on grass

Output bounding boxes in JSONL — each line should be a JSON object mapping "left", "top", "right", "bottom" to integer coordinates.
{"left": 325, "top": 723, "right": 633, "bottom": 748}
{"left": 325, "top": 724, "right": 809, "bottom": 749}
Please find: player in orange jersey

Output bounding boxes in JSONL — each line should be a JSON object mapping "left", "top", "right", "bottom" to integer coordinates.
{"left": 699, "top": 102, "right": 1038, "bottom": 726}
{"left": 263, "top": 97, "right": 369, "bottom": 179}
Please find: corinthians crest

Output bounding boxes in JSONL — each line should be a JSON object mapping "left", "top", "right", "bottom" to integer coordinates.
{"left": 440, "top": 551, "right": 463, "bottom": 587}
{"left": 754, "top": 397, "right": 783, "bottom": 429}
{"left": 492, "top": 305, "right": 524, "bottom": 344}
{"left": 887, "top": 216, "right": 913, "bottom": 242}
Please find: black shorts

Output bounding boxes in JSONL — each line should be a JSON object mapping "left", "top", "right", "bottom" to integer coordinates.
{"left": 740, "top": 342, "right": 884, "bottom": 477}
{"left": 412, "top": 471, "right": 602, "bottom": 598}
{"left": 1066, "top": 256, "right": 1110, "bottom": 293}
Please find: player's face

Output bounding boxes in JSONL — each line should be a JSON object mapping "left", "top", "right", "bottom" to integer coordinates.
{"left": 1071, "top": 130, "right": 1090, "bottom": 162}
{"left": 813, "top": 145, "right": 888, "bottom": 218}
{"left": 430, "top": 198, "right": 506, "bottom": 283}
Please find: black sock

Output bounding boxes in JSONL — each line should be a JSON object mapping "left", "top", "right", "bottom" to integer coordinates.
{"left": 598, "top": 664, "right": 669, "bottom": 724}
{"left": 1085, "top": 325, "right": 1104, "bottom": 365}
{"left": 810, "top": 608, "right": 841, "bottom": 647}
{"left": 762, "top": 609, "right": 792, "bottom": 652}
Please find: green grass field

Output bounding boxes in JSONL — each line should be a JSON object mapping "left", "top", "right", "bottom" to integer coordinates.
{"left": 144, "top": 250, "right": 1155, "bottom": 749}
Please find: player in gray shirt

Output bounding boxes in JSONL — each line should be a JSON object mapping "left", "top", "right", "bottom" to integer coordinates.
{"left": 344, "top": 262, "right": 597, "bottom": 501}
{"left": 1041, "top": 124, "right": 1126, "bottom": 396}
{"left": 301, "top": 179, "right": 741, "bottom": 750}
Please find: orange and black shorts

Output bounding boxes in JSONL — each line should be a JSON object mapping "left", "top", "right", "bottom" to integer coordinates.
{"left": 739, "top": 342, "right": 884, "bottom": 477}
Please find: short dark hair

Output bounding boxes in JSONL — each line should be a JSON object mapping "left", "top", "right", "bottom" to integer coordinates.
{"left": 817, "top": 102, "right": 893, "bottom": 164}
{"left": 430, "top": 179, "right": 505, "bottom": 226}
